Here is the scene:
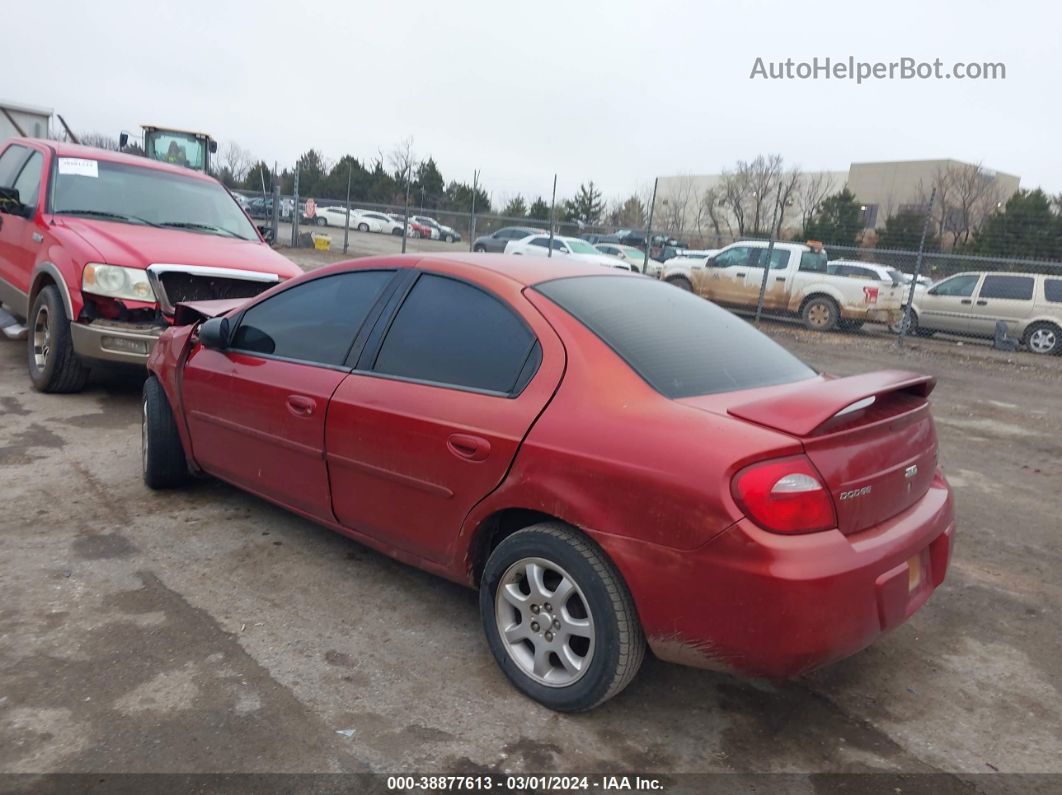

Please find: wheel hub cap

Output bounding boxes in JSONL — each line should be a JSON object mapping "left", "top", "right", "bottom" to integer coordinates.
{"left": 495, "top": 557, "right": 596, "bottom": 687}
{"left": 32, "top": 305, "right": 51, "bottom": 370}
{"left": 1030, "top": 328, "right": 1056, "bottom": 353}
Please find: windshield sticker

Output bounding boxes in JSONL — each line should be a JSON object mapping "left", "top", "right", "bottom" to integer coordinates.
{"left": 58, "top": 158, "right": 99, "bottom": 178}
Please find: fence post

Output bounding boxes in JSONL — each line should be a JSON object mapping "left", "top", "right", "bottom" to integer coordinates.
{"left": 343, "top": 163, "right": 352, "bottom": 255}
{"left": 897, "top": 187, "right": 937, "bottom": 347}
{"left": 270, "top": 184, "right": 280, "bottom": 243}
{"left": 291, "top": 170, "right": 300, "bottom": 248}
{"left": 755, "top": 184, "right": 784, "bottom": 324}
{"left": 401, "top": 164, "right": 411, "bottom": 254}
{"left": 469, "top": 170, "right": 480, "bottom": 251}
{"left": 547, "top": 174, "right": 557, "bottom": 258}
{"left": 642, "top": 178, "right": 658, "bottom": 276}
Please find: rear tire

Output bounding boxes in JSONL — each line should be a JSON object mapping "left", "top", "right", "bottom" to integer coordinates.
{"left": 839, "top": 319, "right": 865, "bottom": 331}
{"left": 480, "top": 523, "right": 645, "bottom": 712}
{"left": 27, "top": 285, "right": 90, "bottom": 393}
{"left": 1024, "top": 322, "right": 1061, "bottom": 355}
{"left": 142, "top": 376, "right": 190, "bottom": 489}
{"left": 473, "top": 244, "right": 486, "bottom": 252}
{"left": 801, "top": 295, "right": 839, "bottom": 331}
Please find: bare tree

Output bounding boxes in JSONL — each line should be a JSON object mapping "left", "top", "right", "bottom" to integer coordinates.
{"left": 388, "top": 136, "right": 417, "bottom": 182}
{"left": 951, "top": 163, "right": 1004, "bottom": 247}
{"left": 700, "top": 187, "right": 732, "bottom": 246}
{"left": 77, "top": 132, "right": 119, "bottom": 151}
{"left": 220, "top": 141, "right": 253, "bottom": 184}
{"left": 659, "top": 176, "right": 697, "bottom": 239}
{"left": 718, "top": 155, "right": 798, "bottom": 236}
{"left": 796, "top": 172, "right": 838, "bottom": 232}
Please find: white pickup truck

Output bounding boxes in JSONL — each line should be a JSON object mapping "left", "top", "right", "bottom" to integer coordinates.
{"left": 663, "top": 240, "right": 903, "bottom": 331}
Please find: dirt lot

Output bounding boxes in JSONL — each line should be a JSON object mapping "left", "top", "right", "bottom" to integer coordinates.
{"left": 1, "top": 255, "right": 1061, "bottom": 787}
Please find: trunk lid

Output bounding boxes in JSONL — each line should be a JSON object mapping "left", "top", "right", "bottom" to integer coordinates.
{"left": 682, "top": 371, "right": 939, "bottom": 535}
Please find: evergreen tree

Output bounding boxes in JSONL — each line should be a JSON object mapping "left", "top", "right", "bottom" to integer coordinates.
{"left": 802, "top": 188, "right": 863, "bottom": 248}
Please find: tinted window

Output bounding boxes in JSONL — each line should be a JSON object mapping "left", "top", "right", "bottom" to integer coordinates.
{"left": 0, "top": 145, "right": 28, "bottom": 187}
{"left": 529, "top": 237, "right": 549, "bottom": 248}
{"left": 713, "top": 247, "right": 753, "bottom": 267}
{"left": 374, "top": 274, "right": 536, "bottom": 394}
{"left": 11, "top": 152, "right": 43, "bottom": 209}
{"left": 751, "top": 248, "right": 789, "bottom": 270}
{"left": 980, "top": 275, "right": 1034, "bottom": 301}
{"left": 1045, "top": 279, "right": 1062, "bottom": 303}
{"left": 536, "top": 276, "right": 816, "bottom": 398}
{"left": 929, "top": 274, "right": 979, "bottom": 297}
{"left": 232, "top": 270, "right": 393, "bottom": 365}
{"left": 799, "top": 251, "right": 828, "bottom": 272}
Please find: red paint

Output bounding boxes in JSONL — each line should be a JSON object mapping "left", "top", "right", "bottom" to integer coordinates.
{"left": 148, "top": 253, "right": 956, "bottom": 680}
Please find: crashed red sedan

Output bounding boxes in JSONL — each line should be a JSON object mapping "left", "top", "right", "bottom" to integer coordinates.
{"left": 144, "top": 253, "right": 955, "bottom": 711}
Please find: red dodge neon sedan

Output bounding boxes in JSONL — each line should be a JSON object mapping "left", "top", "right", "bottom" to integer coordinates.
{"left": 143, "top": 253, "right": 955, "bottom": 711}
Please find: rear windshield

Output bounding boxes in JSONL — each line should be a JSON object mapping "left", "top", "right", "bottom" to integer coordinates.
{"left": 535, "top": 276, "right": 816, "bottom": 398}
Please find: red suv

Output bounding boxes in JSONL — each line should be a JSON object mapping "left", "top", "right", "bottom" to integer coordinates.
{"left": 0, "top": 138, "right": 302, "bottom": 392}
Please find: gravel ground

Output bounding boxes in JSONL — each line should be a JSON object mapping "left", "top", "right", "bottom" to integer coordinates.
{"left": 1, "top": 253, "right": 1060, "bottom": 789}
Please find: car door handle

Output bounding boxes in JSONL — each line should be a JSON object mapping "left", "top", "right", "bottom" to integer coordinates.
{"left": 734, "top": 272, "right": 745, "bottom": 277}
{"left": 975, "top": 300, "right": 988, "bottom": 306}
{"left": 775, "top": 277, "right": 786, "bottom": 282}
{"left": 447, "top": 433, "right": 491, "bottom": 462}
{"left": 960, "top": 299, "right": 972, "bottom": 304}
{"left": 286, "top": 394, "right": 317, "bottom": 417}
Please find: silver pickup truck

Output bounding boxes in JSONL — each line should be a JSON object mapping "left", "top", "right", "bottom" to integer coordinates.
{"left": 663, "top": 241, "right": 903, "bottom": 331}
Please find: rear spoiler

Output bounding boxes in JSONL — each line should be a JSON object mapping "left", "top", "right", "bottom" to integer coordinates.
{"left": 728, "top": 370, "right": 936, "bottom": 437}
{"left": 172, "top": 298, "right": 248, "bottom": 326}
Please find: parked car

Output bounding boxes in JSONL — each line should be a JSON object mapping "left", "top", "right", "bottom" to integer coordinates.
{"left": 352, "top": 210, "right": 405, "bottom": 235}
{"left": 388, "top": 214, "right": 425, "bottom": 238}
{"left": 473, "top": 226, "right": 543, "bottom": 253}
{"left": 827, "top": 260, "right": 903, "bottom": 286}
{"left": 900, "top": 271, "right": 1062, "bottom": 354}
{"left": 247, "top": 196, "right": 293, "bottom": 221}
{"left": 142, "top": 253, "right": 955, "bottom": 711}
{"left": 0, "top": 137, "right": 302, "bottom": 392}
{"left": 312, "top": 205, "right": 360, "bottom": 227}
{"left": 504, "top": 234, "right": 632, "bottom": 270}
{"left": 664, "top": 241, "right": 904, "bottom": 331}
{"left": 594, "top": 243, "right": 663, "bottom": 275}
{"left": 653, "top": 249, "right": 718, "bottom": 277}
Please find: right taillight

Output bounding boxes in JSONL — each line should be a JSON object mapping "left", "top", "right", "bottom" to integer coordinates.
{"left": 731, "top": 455, "right": 837, "bottom": 534}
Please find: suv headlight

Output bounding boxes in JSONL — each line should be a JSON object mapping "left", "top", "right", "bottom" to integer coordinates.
{"left": 82, "top": 264, "right": 156, "bottom": 302}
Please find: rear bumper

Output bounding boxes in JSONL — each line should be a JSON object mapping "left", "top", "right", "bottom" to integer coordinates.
{"left": 598, "top": 472, "right": 955, "bottom": 678}
{"left": 70, "top": 320, "right": 163, "bottom": 365}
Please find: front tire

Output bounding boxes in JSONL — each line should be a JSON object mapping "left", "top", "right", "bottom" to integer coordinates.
{"left": 142, "top": 376, "right": 190, "bottom": 489}
{"left": 358, "top": 222, "right": 369, "bottom": 232}
{"left": 445, "top": 234, "right": 454, "bottom": 243}
{"left": 315, "top": 217, "right": 327, "bottom": 226}
{"left": 801, "top": 295, "right": 839, "bottom": 331}
{"left": 27, "top": 285, "right": 90, "bottom": 393}
{"left": 473, "top": 244, "right": 486, "bottom": 252}
{"left": 480, "top": 523, "right": 645, "bottom": 712}
{"left": 1025, "top": 322, "right": 1062, "bottom": 355}
{"left": 666, "top": 276, "right": 693, "bottom": 292}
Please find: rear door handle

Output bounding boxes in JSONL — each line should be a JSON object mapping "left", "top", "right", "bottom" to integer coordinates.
{"left": 775, "top": 277, "right": 786, "bottom": 282}
{"left": 286, "top": 394, "right": 317, "bottom": 417}
{"left": 976, "top": 300, "right": 988, "bottom": 306}
{"left": 447, "top": 433, "right": 491, "bottom": 462}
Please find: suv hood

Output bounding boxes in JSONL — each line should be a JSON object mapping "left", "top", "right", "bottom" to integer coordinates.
{"left": 55, "top": 217, "right": 302, "bottom": 278}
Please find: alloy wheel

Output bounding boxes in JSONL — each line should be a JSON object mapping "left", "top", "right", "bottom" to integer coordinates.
{"left": 1029, "top": 327, "right": 1057, "bottom": 354}
{"left": 32, "top": 304, "right": 51, "bottom": 371}
{"left": 494, "top": 557, "right": 596, "bottom": 687}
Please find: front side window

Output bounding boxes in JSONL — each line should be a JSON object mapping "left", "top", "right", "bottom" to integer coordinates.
{"left": 52, "top": 159, "right": 260, "bottom": 240}
{"left": 979, "top": 275, "right": 1034, "bottom": 301}
{"left": 0, "top": 145, "right": 29, "bottom": 187}
{"left": 373, "top": 274, "right": 537, "bottom": 394}
{"left": 929, "top": 274, "right": 980, "bottom": 297}
{"left": 231, "top": 270, "right": 394, "bottom": 366}
{"left": 536, "top": 276, "right": 815, "bottom": 398}
{"left": 11, "top": 151, "right": 43, "bottom": 209}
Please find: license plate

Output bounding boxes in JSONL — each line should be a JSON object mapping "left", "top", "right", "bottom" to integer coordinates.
{"left": 907, "top": 553, "right": 923, "bottom": 592}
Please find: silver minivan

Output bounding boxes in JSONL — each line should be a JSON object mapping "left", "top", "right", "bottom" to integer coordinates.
{"left": 906, "top": 271, "right": 1062, "bottom": 354}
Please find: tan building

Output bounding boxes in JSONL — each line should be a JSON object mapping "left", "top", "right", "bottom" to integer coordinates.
{"left": 847, "top": 159, "right": 1020, "bottom": 232}
{"left": 0, "top": 100, "right": 52, "bottom": 140}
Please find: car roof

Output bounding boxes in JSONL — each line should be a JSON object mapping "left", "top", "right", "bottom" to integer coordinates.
{"left": 7, "top": 137, "right": 217, "bottom": 182}
{"left": 311, "top": 252, "right": 632, "bottom": 288}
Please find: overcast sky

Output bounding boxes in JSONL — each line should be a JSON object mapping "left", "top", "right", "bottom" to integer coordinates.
{"left": 7, "top": 0, "right": 1060, "bottom": 204}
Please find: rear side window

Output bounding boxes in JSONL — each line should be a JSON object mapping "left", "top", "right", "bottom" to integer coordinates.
{"left": 231, "top": 270, "right": 393, "bottom": 366}
{"left": 373, "top": 274, "right": 537, "bottom": 394}
{"left": 980, "top": 275, "right": 1034, "bottom": 301}
{"left": 535, "top": 276, "right": 816, "bottom": 398}
{"left": 799, "top": 251, "right": 828, "bottom": 273}
{"left": 1045, "top": 279, "right": 1062, "bottom": 303}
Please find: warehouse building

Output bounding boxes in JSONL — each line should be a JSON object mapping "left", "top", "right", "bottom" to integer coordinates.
{"left": 0, "top": 100, "right": 53, "bottom": 140}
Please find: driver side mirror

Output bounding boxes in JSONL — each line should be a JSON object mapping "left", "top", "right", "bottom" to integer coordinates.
{"left": 0, "top": 187, "right": 30, "bottom": 218}
{"left": 197, "top": 316, "right": 231, "bottom": 350}
{"left": 257, "top": 224, "right": 275, "bottom": 243}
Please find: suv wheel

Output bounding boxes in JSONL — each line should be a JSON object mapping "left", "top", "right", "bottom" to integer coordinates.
{"left": 1025, "top": 322, "right": 1061, "bottom": 355}
{"left": 801, "top": 296, "right": 839, "bottom": 331}
{"left": 27, "top": 285, "right": 90, "bottom": 393}
{"left": 480, "top": 523, "right": 645, "bottom": 712}
{"left": 142, "top": 376, "right": 190, "bottom": 489}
